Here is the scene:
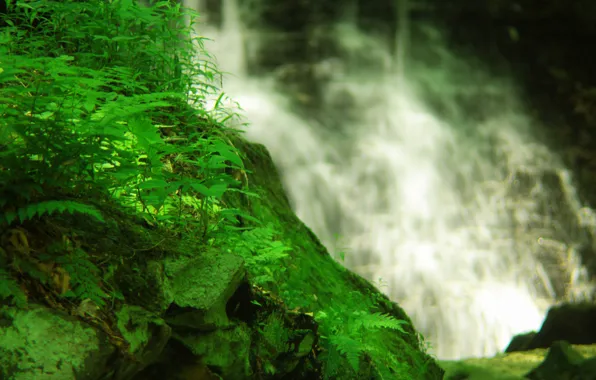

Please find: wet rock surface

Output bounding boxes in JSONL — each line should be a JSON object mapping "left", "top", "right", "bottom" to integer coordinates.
{"left": 506, "top": 303, "right": 596, "bottom": 352}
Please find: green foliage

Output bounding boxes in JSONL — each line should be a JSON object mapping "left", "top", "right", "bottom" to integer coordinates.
{"left": 316, "top": 307, "right": 413, "bottom": 379}
{"left": 0, "top": 200, "right": 105, "bottom": 226}
{"left": 260, "top": 313, "right": 290, "bottom": 354}
{"left": 0, "top": 0, "right": 250, "bottom": 309}
{"left": 0, "top": 2, "right": 427, "bottom": 379}
{"left": 217, "top": 225, "right": 292, "bottom": 286}
{"left": 0, "top": 268, "right": 28, "bottom": 307}
{"left": 115, "top": 305, "right": 165, "bottom": 354}
{"left": 54, "top": 248, "right": 109, "bottom": 307}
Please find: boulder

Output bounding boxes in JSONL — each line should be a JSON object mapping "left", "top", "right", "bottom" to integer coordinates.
{"left": 0, "top": 305, "right": 116, "bottom": 379}
{"left": 525, "top": 340, "right": 585, "bottom": 380}
{"left": 440, "top": 343, "right": 596, "bottom": 380}
{"left": 505, "top": 331, "right": 537, "bottom": 353}
{"left": 506, "top": 302, "right": 596, "bottom": 353}
{"left": 0, "top": 138, "right": 442, "bottom": 379}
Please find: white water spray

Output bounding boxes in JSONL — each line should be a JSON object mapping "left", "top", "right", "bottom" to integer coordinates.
{"left": 185, "top": 0, "right": 595, "bottom": 359}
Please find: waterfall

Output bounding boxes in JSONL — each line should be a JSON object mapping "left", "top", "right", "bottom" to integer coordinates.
{"left": 395, "top": 0, "right": 409, "bottom": 79}
{"left": 184, "top": 0, "right": 596, "bottom": 360}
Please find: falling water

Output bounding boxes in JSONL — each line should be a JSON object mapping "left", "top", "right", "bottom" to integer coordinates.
{"left": 394, "top": 0, "right": 409, "bottom": 78}
{"left": 184, "top": 0, "right": 596, "bottom": 359}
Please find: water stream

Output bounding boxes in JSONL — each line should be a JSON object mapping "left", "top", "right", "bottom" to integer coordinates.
{"left": 184, "top": 0, "right": 595, "bottom": 359}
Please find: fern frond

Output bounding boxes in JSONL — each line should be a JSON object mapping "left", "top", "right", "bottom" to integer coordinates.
{"left": 330, "top": 334, "right": 363, "bottom": 373}
{"left": 1, "top": 200, "right": 105, "bottom": 225}
{"left": 0, "top": 268, "right": 28, "bottom": 307}
{"left": 56, "top": 248, "right": 108, "bottom": 307}
{"left": 358, "top": 312, "right": 410, "bottom": 334}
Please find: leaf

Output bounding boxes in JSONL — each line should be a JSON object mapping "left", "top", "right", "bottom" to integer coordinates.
{"left": 1, "top": 201, "right": 105, "bottom": 225}
{"left": 112, "top": 36, "right": 139, "bottom": 42}
{"left": 206, "top": 183, "right": 228, "bottom": 198}
{"left": 0, "top": 269, "right": 28, "bottom": 307}
{"left": 37, "top": 111, "right": 54, "bottom": 120}
{"left": 211, "top": 140, "right": 243, "bottom": 167}
{"left": 207, "top": 155, "right": 228, "bottom": 169}
{"left": 189, "top": 182, "right": 210, "bottom": 197}
{"left": 137, "top": 179, "right": 168, "bottom": 190}
{"left": 189, "top": 181, "right": 228, "bottom": 198}
{"left": 83, "top": 100, "right": 96, "bottom": 113}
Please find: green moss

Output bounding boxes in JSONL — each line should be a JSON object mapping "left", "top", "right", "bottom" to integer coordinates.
{"left": 223, "top": 137, "right": 443, "bottom": 378}
{"left": 0, "top": 1, "right": 443, "bottom": 377}
{"left": 440, "top": 345, "right": 596, "bottom": 380}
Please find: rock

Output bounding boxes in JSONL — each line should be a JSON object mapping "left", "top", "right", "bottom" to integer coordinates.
{"left": 523, "top": 340, "right": 596, "bottom": 380}
{"left": 109, "top": 305, "right": 172, "bottom": 379}
{"left": 0, "top": 136, "right": 443, "bottom": 379}
{"left": 135, "top": 283, "right": 321, "bottom": 380}
{"left": 578, "top": 356, "right": 596, "bottom": 379}
{"left": 176, "top": 323, "right": 252, "bottom": 378}
{"left": 506, "top": 331, "right": 538, "bottom": 353}
{"left": 532, "top": 303, "right": 596, "bottom": 348}
{"left": 440, "top": 343, "right": 596, "bottom": 379}
{"left": 0, "top": 305, "right": 115, "bottom": 380}
{"left": 163, "top": 250, "right": 247, "bottom": 331}
{"left": 525, "top": 340, "right": 585, "bottom": 380}
{"left": 506, "top": 302, "right": 596, "bottom": 354}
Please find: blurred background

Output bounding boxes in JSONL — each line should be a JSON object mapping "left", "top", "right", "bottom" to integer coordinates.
{"left": 182, "top": 0, "right": 596, "bottom": 360}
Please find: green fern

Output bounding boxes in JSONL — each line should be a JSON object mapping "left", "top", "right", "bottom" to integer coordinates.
{"left": 0, "top": 200, "right": 105, "bottom": 225}
{"left": 217, "top": 225, "right": 291, "bottom": 286}
{"left": 0, "top": 268, "right": 28, "bottom": 307}
{"left": 356, "top": 312, "right": 410, "bottom": 334}
{"left": 0, "top": 0, "right": 251, "bottom": 312}
{"left": 323, "top": 343, "right": 341, "bottom": 378}
{"left": 316, "top": 308, "right": 414, "bottom": 379}
{"left": 329, "top": 334, "right": 363, "bottom": 373}
{"left": 55, "top": 248, "right": 109, "bottom": 307}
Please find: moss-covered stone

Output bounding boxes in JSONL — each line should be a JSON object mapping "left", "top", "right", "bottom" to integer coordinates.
{"left": 223, "top": 136, "right": 444, "bottom": 378}
{"left": 440, "top": 344, "right": 596, "bottom": 380}
{"left": 0, "top": 128, "right": 442, "bottom": 379}
{"left": 0, "top": 305, "right": 115, "bottom": 379}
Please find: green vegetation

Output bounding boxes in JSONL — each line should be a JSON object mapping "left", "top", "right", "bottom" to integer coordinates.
{"left": 0, "top": 1, "right": 440, "bottom": 378}
{"left": 440, "top": 344, "right": 596, "bottom": 380}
